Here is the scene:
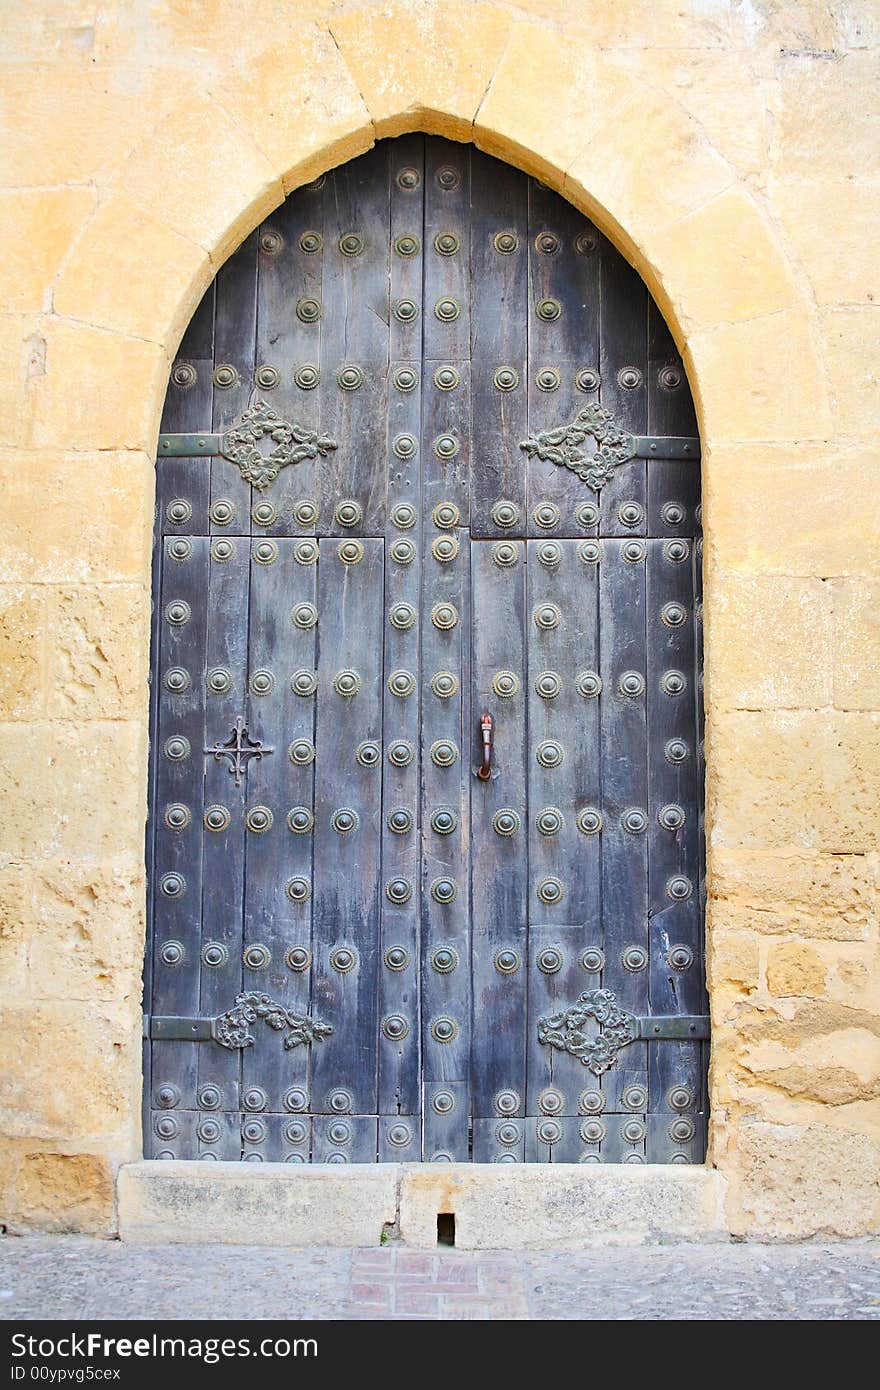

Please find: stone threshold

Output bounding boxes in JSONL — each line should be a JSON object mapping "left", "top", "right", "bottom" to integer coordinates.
{"left": 118, "top": 1161, "right": 729, "bottom": 1249}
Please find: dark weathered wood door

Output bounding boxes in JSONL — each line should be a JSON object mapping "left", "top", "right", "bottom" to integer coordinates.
{"left": 146, "top": 136, "right": 707, "bottom": 1164}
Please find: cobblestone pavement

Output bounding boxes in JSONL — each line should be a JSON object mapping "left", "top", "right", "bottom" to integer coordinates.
{"left": 1, "top": 1237, "right": 878, "bottom": 1320}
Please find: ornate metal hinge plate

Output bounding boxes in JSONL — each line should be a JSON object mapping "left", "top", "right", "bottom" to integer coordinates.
{"left": 537, "top": 988, "right": 709, "bottom": 1075}
{"left": 520, "top": 404, "right": 699, "bottom": 492}
{"left": 149, "top": 992, "right": 333, "bottom": 1051}
{"left": 158, "top": 400, "right": 337, "bottom": 490}
{"left": 204, "top": 717, "right": 273, "bottom": 787}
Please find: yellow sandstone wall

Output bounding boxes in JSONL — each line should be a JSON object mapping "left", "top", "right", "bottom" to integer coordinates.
{"left": 1, "top": 0, "right": 878, "bottom": 1238}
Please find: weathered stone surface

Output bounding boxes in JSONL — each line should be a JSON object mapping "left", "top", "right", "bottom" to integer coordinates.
{"left": 738, "top": 1028, "right": 880, "bottom": 1106}
{"left": 658, "top": 189, "right": 798, "bottom": 332}
{"left": 728, "top": 1122, "right": 880, "bottom": 1238}
{"left": 13, "top": 1151, "right": 115, "bottom": 1235}
{"left": 0, "top": 451, "right": 154, "bottom": 585}
{"left": 0, "top": 862, "right": 32, "bottom": 998}
{"left": 707, "top": 574, "right": 832, "bottom": 709}
{"left": 0, "top": 1001, "right": 140, "bottom": 1144}
{"left": 398, "top": 1165, "right": 728, "bottom": 1249}
{"left": 46, "top": 586, "right": 149, "bottom": 721}
{"left": 475, "top": 21, "right": 628, "bottom": 186}
{"left": 772, "top": 48, "right": 880, "bottom": 182}
{"left": 54, "top": 193, "right": 212, "bottom": 350}
{"left": 820, "top": 305, "right": 880, "bottom": 433}
{"left": 688, "top": 308, "right": 831, "bottom": 445}
{"left": 331, "top": 1, "right": 513, "bottom": 140}
{"left": 766, "top": 941, "right": 828, "bottom": 997}
{"left": 774, "top": 177, "right": 880, "bottom": 305}
{"left": 119, "top": 94, "right": 283, "bottom": 262}
{"left": 27, "top": 858, "right": 145, "bottom": 1004}
{"left": 0, "top": 189, "right": 96, "bottom": 313}
{"left": 118, "top": 1162, "right": 400, "bottom": 1247}
{"left": 833, "top": 580, "right": 880, "bottom": 710}
{"left": 0, "top": 587, "right": 46, "bottom": 721}
{"left": 703, "top": 441, "right": 880, "bottom": 578}
{"left": 709, "top": 847, "right": 877, "bottom": 941}
{"left": 705, "top": 931, "right": 761, "bottom": 1013}
{"left": 212, "top": 24, "right": 373, "bottom": 195}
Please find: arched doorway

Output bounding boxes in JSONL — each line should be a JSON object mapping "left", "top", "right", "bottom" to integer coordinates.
{"left": 145, "top": 135, "right": 706, "bottom": 1164}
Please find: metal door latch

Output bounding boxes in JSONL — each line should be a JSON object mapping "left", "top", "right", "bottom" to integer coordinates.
{"left": 477, "top": 712, "right": 494, "bottom": 780}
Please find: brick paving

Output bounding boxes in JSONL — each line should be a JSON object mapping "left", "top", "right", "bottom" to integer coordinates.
{"left": 1, "top": 1236, "right": 878, "bottom": 1320}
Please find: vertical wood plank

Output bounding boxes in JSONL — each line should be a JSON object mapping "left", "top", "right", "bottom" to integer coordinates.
{"left": 210, "top": 231, "right": 259, "bottom": 535}
{"left": 598, "top": 236, "right": 648, "bottom": 537}
{"left": 647, "top": 298, "right": 700, "bottom": 538}
{"left": 311, "top": 538, "right": 384, "bottom": 1116}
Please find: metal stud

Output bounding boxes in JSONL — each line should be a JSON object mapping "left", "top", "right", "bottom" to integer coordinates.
{"left": 436, "top": 164, "right": 460, "bottom": 189}
{"left": 333, "top": 669, "right": 362, "bottom": 698}
{"left": 291, "top": 669, "right": 318, "bottom": 697}
{"left": 434, "top": 231, "right": 460, "bottom": 256}
{"left": 576, "top": 807, "right": 603, "bottom": 835}
{"left": 431, "top": 945, "right": 458, "bottom": 971}
{"left": 665, "top": 737, "right": 689, "bottom": 763}
{"left": 294, "top": 365, "right": 320, "bottom": 391}
{"left": 430, "top": 671, "right": 459, "bottom": 699}
{"left": 213, "top": 363, "right": 239, "bottom": 390}
{"left": 535, "top": 670, "right": 562, "bottom": 699}
{"left": 393, "top": 299, "right": 418, "bottom": 323}
{"left": 492, "top": 670, "right": 520, "bottom": 698}
{"left": 243, "top": 945, "right": 270, "bottom": 970}
{"left": 494, "top": 949, "right": 521, "bottom": 974}
{"left": 493, "top": 231, "right": 518, "bottom": 253}
{"left": 575, "top": 229, "right": 598, "bottom": 255}
{"left": 537, "top": 1118, "right": 562, "bottom": 1145}
{"left": 397, "top": 165, "right": 421, "bottom": 190}
{"left": 617, "top": 366, "right": 642, "bottom": 390}
{"left": 658, "top": 803, "right": 686, "bottom": 831}
{"left": 581, "top": 947, "right": 605, "bottom": 972}
{"left": 286, "top": 946, "right": 311, "bottom": 973}
{"left": 334, "top": 499, "right": 363, "bottom": 528}
{"left": 536, "top": 367, "right": 561, "bottom": 392}
{"left": 299, "top": 230, "right": 323, "bottom": 253}
{"left": 204, "top": 805, "right": 230, "bottom": 833}
{"left": 210, "top": 499, "right": 235, "bottom": 527}
{"left": 253, "top": 540, "right": 278, "bottom": 565}
{"left": 433, "top": 433, "right": 459, "bottom": 459}
{"left": 537, "top": 877, "right": 564, "bottom": 905}
{"left": 172, "top": 362, "right": 196, "bottom": 389}
{"left": 494, "top": 366, "right": 519, "bottom": 392}
{"left": 492, "top": 541, "right": 519, "bottom": 567}
{"left": 661, "top": 601, "right": 687, "bottom": 627}
{"left": 338, "top": 232, "right": 364, "bottom": 257}
{"left": 669, "top": 944, "right": 694, "bottom": 971}
{"left": 390, "top": 502, "right": 417, "bottom": 530}
{"left": 431, "top": 1016, "right": 458, "bottom": 1043}
{"left": 252, "top": 500, "right": 277, "bottom": 527}
{"left": 387, "top": 808, "right": 414, "bottom": 835}
{"left": 496, "top": 1121, "right": 521, "bottom": 1146}
{"left": 434, "top": 365, "right": 460, "bottom": 391}
{"left": 661, "top": 500, "right": 686, "bottom": 526}
{"left": 622, "top": 945, "right": 649, "bottom": 972}
{"left": 669, "top": 1086, "right": 694, "bottom": 1112}
{"left": 537, "top": 541, "right": 561, "bottom": 567}
{"left": 580, "top": 1089, "right": 604, "bottom": 1114}
{"left": 661, "top": 670, "right": 687, "bottom": 696}
{"left": 491, "top": 500, "right": 520, "bottom": 529}
{"left": 536, "top": 807, "right": 564, "bottom": 836}
{"left": 329, "top": 945, "right": 357, "bottom": 973}
{"left": 539, "top": 1088, "right": 564, "bottom": 1115}
{"left": 155, "top": 1085, "right": 180, "bottom": 1109}
{"left": 337, "top": 364, "right": 364, "bottom": 391}
{"left": 249, "top": 669, "right": 275, "bottom": 697}
{"left": 433, "top": 501, "right": 460, "bottom": 529}
{"left": 536, "top": 739, "right": 564, "bottom": 768}
{"left": 575, "top": 368, "right": 600, "bottom": 393}
{"left": 164, "top": 735, "right": 190, "bottom": 762}
{"left": 385, "top": 946, "right": 410, "bottom": 972}
{"left": 260, "top": 227, "right": 284, "bottom": 255}
{"left": 432, "top": 535, "right": 460, "bottom": 562}
{"left": 383, "top": 1013, "right": 410, "bottom": 1043}
{"left": 394, "top": 235, "right": 420, "bottom": 258}
{"left": 338, "top": 539, "right": 365, "bottom": 565}
{"left": 387, "top": 739, "right": 415, "bottom": 768}
{"left": 393, "top": 365, "right": 418, "bottom": 391}
{"left": 163, "top": 803, "right": 190, "bottom": 831}
{"left": 581, "top": 1119, "right": 605, "bottom": 1145}
{"left": 535, "top": 230, "right": 560, "bottom": 254}
{"left": 492, "top": 808, "right": 520, "bottom": 836}
{"left": 356, "top": 740, "right": 380, "bottom": 767}
{"left": 164, "top": 667, "right": 191, "bottom": 694}
{"left": 533, "top": 502, "right": 561, "bottom": 530}
{"left": 623, "top": 1118, "right": 647, "bottom": 1144}
{"left": 389, "top": 602, "right": 417, "bottom": 631}
{"left": 495, "top": 1090, "right": 520, "bottom": 1116}
{"left": 296, "top": 297, "right": 321, "bottom": 323}
{"left": 330, "top": 808, "right": 360, "bottom": 835}
{"left": 432, "top": 602, "right": 458, "bottom": 630}
{"left": 255, "top": 365, "right": 279, "bottom": 390}
{"left": 659, "top": 364, "right": 682, "bottom": 390}
{"left": 431, "top": 807, "right": 458, "bottom": 835}
{"left": 167, "top": 537, "right": 193, "bottom": 562}
{"left": 575, "top": 500, "right": 600, "bottom": 527}
{"left": 392, "top": 433, "right": 417, "bottom": 459}
{"left": 390, "top": 538, "right": 416, "bottom": 565}
{"left": 164, "top": 600, "right": 191, "bottom": 627}
{"left": 621, "top": 807, "right": 648, "bottom": 834}
{"left": 293, "top": 498, "right": 319, "bottom": 526}
{"left": 246, "top": 806, "right": 273, "bottom": 834}
{"left": 432, "top": 1091, "right": 455, "bottom": 1115}
{"left": 198, "top": 1085, "right": 222, "bottom": 1111}
{"left": 287, "top": 806, "right": 314, "bottom": 834}
{"left": 291, "top": 601, "right": 318, "bottom": 629}
{"left": 434, "top": 298, "right": 460, "bottom": 322}
{"left": 536, "top": 297, "right": 562, "bottom": 321}
{"left": 533, "top": 602, "right": 561, "bottom": 630}
{"left": 288, "top": 738, "right": 316, "bottom": 766}
{"left": 159, "top": 940, "right": 184, "bottom": 966}
{"left": 618, "top": 670, "right": 646, "bottom": 697}
{"left": 664, "top": 538, "right": 690, "bottom": 564}
{"left": 211, "top": 539, "right": 234, "bottom": 563}
{"left": 285, "top": 877, "right": 311, "bottom": 904}
{"left": 388, "top": 669, "right": 416, "bottom": 698}
{"left": 431, "top": 878, "right": 458, "bottom": 905}
{"left": 430, "top": 739, "right": 458, "bottom": 767}
{"left": 578, "top": 540, "right": 600, "bottom": 564}
{"left": 667, "top": 875, "right": 693, "bottom": 901}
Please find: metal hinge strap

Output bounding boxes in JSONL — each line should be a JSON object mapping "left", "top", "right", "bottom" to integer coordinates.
{"left": 158, "top": 432, "right": 700, "bottom": 463}
{"left": 635, "top": 1015, "right": 710, "bottom": 1040}
{"left": 150, "top": 1016, "right": 213, "bottom": 1040}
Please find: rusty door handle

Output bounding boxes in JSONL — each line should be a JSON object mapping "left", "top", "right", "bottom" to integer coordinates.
{"left": 478, "top": 712, "right": 494, "bottom": 780}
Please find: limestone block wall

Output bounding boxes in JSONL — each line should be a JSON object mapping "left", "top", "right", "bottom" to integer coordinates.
{"left": 0, "top": 0, "right": 877, "bottom": 1239}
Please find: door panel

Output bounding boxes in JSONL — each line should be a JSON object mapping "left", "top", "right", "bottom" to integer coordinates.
{"left": 146, "top": 134, "right": 706, "bottom": 1163}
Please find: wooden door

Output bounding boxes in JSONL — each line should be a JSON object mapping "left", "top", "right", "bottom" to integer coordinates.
{"left": 146, "top": 136, "right": 707, "bottom": 1164}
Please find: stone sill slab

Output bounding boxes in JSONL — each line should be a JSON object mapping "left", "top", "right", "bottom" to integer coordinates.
{"left": 118, "top": 1161, "right": 729, "bottom": 1249}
